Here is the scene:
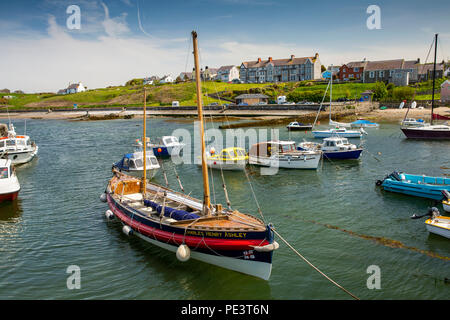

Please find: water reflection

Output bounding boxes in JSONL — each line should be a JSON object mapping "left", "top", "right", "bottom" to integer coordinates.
{"left": 0, "top": 199, "right": 23, "bottom": 222}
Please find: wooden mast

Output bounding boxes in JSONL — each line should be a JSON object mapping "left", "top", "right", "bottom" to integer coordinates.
{"left": 431, "top": 33, "right": 438, "bottom": 125}
{"left": 142, "top": 88, "right": 147, "bottom": 195}
{"left": 192, "top": 30, "right": 211, "bottom": 215}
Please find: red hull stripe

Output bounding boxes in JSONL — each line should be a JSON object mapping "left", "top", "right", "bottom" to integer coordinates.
{"left": 0, "top": 190, "right": 19, "bottom": 202}
{"left": 108, "top": 198, "right": 269, "bottom": 250}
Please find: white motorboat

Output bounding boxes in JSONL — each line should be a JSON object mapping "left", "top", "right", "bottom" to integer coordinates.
{"left": 400, "top": 118, "right": 426, "bottom": 127}
{"left": 443, "top": 190, "right": 450, "bottom": 213}
{"left": 0, "top": 123, "right": 38, "bottom": 165}
{"left": 113, "top": 143, "right": 160, "bottom": 178}
{"left": 298, "top": 136, "right": 363, "bottom": 160}
{"left": 149, "top": 136, "right": 185, "bottom": 157}
{"left": 249, "top": 141, "right": 321, "bottom": 169}
{"left": 312, "top": 127, "right": 364, "bottom": 139}
{"left": 286, "top": 121, "right": 313, "bottom": 131}
{"left": 412, "top": 207, "right": 450, "bottom": 239}
{"left": 0, "top": 159, "right": 20, "bottom": 202}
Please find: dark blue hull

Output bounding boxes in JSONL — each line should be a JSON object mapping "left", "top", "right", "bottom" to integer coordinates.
{"left": 323, "top": 149, "right": 363, "bottom": 160}
{"left": 152, "top": 146, "right": 170, "bottom": 157}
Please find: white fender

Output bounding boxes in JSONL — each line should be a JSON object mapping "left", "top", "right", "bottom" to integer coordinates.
{"left": 122, "top": 225, "right": 133, "bottom": 236}
{"left": 251, "top": 241, "right": 279, "bottom": 252}
{"left": 105, "top": 210, "right": 114, "bottom": 220}
{"left": 176, "top": 244, "right": 191, "bottom": 262}
{"left": 100, "top": 193, "right": 107, "bottom": 202}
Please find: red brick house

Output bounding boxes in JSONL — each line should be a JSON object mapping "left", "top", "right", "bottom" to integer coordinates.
{"left": 338, "top": 61, "right": 367, "bottom": 81}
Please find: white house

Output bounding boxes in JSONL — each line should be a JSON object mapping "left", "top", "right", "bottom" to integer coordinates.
{"left": 160, "top": 75, "right": 174, "bottom": 84}
{"left": 216, "top": 65, "right": 240, "bottom": 82}
{"left": 58, "top": 82, "right": 86, "bottom": 94}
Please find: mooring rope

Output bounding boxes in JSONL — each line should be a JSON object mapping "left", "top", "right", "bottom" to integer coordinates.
{"left": 272, "top": 228, "right": 360, "bottom": 300}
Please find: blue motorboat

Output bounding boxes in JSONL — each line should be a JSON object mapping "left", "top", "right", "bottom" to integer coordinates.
{"left": 113, "top": 151, "right": 160, "bottom": 178}
{"left": 298, "top": 137, "right": 363, "bottom": 160}
{"left": 148, "top": 136, "right": 185, "bottom": 158}
{"left": 377, "top": 171, "right": 450, "bottom": 200}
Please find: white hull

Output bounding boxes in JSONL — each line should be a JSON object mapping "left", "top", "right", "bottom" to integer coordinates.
{"left": 443, "top": 202, "right": 450, "bottom": 213}
{"left": 426, "top": 223, "right": 450, "bottom": 239}
{"left": 312, "top": 131, "right": 362, "bottom": 138}
{"left": 249, "top": 154, "right": 320, "bottom": 169}
{"left": 133, "top": 227, "right": 272, "bottom": 280}
{"left": 3, "top": 146, "right": 38, "bottom": 165}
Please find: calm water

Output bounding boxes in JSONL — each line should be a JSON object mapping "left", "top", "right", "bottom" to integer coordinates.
{"left": 0, "top": 118, "right": 449, "bottom": 300}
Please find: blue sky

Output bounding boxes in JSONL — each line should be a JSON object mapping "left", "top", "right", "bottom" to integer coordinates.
{"left": 1, "top": 0, "right": 449, "bottom": 92}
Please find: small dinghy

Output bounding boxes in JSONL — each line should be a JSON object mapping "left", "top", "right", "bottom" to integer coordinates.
{"left": 377, "top": 171, "right": 450, "bottom": 200}
{"left": 411, "top": 207, "right": 450, "bottom": 239}
{"left": 286, "top": 121, "right": 313, "bottom": 131}
{"left": 0, "top": 159, "right": 20, "bottom": 202}
{"left": 298, "top": 136, "right": 362, "bottom": 160}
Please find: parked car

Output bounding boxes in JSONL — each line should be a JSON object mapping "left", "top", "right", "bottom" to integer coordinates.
{"left": 232, "top": 79, "right": 243, "bottom": 84}
{"left": 237, "top": 102, "right": 248, "bottom": 106}
{"left": 283, "top": 102, "right": 295, "bottom": 105}
{"left": 207, "top": 102, "right": 220, "bottom": 106}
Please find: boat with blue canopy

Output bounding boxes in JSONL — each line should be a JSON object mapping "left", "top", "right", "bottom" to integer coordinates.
{"left": 376, "top": 171, "right": 450, "bottom": 200}
{"left": 350, "top": 119, "right": 379, "bottom": 128}
{"left": 113, "top": 150, "right": 160, "bottom": 178}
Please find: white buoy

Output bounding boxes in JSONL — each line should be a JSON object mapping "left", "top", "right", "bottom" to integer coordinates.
{"left": 105, "top": 210, "right": 114, "bottom": 220}
{"left": 100, "top": 193, "right": 107, "bottom": 202}
{"left": 122, "top": 225, "right": 133, "bottom": 236}
{"left": 176, "top": 244, "right": 191, "bottom": 262}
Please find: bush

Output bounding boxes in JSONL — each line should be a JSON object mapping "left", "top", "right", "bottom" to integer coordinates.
{"left": 373, "top": 81, "right": 388, "bottom": 101}
{"left": 126, "top": 78, "right": 144, "bottom": 86}
{"left": 287, "top": 89, "right": 329, "bottom": 103}
{"left": 390, "top": 87, "right": 415, "bottom": 101}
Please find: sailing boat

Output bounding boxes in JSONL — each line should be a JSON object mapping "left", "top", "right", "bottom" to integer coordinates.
{"left": 102, "top": 31, "right": 278, "bottom": 280}
{"left": 312, "top": 73, "right": 365, "bottom": 138}
{"left": 401, "top": 34, "right": 450, "bottom": 139}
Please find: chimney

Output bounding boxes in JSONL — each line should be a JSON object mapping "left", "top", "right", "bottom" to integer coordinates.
{"left": 290, "top": 55, "right": 295, "bottom": 60}
{"left": 314, "top": 53, "right": 319, "bottom": 59}
{"left": 257, "top": 57, "right": 262, "bottom": 63}
{"left": 268, "top": 57, "right": 273, "bottom": 62}
{"left": 417, "top": 58, "right": 420, "bottom": 64}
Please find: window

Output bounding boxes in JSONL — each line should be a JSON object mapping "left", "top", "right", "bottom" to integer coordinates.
{"left": 389, "top": 70, "right": 394, "bottom": 76}
{"left": 379, "top": 71, "right": 384, "bottom": 77}
{"left": 369, "top": 71, "right": 375, "bottom": 78}
{"left": 0, "top": 167, "right": 8, "bottom": 179}
{"left": 354, "top": 67, "right": 359, "bottom": 72}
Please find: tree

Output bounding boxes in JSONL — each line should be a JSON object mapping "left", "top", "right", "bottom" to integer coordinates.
{"left": 175, "top": 76, "right": 183, "bottom": 84}
{"left": 373, "top": 81, "right": 388, "bottom": 101}
{"left": 321, "top": 65, "right": 326, "bottom": 73}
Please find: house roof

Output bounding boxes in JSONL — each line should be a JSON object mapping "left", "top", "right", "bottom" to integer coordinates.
{"left": 417, "top": 63, "right": 445, "bottom": 74}
{"left": 364, "top": 59, "right": 405, "bottom": 71}
{"left": 343, "top": 61, "right": 368, "bottom": 69}
{"left": 441, "top": 80, "right": 450, "bottom": 87}
{"left": 67, "top": 83, "right": 82, "bottom": 89}
{"left": 235, "top": 94, "right": 269, "bottom": 99}
{"left": 242, "top": 54, "right": 318, "bottom": 68}
{"left": 217, "top": 65, "right": 235, "bottom": 72}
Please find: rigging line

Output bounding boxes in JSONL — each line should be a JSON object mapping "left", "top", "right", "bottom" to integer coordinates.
{"left": 312, "top": 79, "right": 331, "bottom": 129}
{"left": 272, "top": 228, "right": 360, "bottom": 300}
{"left": 243, "top": 167, "right": 266, "bottom": 223}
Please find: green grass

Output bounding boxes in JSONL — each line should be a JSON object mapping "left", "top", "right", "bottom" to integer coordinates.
{"left": 1, "top": 79, "right": 446, "bottom": 110}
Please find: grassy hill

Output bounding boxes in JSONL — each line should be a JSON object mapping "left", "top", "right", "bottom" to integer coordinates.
{"left": 0, "top": 78, "right": 446, "bottom": 110}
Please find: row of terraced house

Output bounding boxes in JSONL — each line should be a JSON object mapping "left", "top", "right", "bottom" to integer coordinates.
{"left": 336, "top": 58, "right": 448, "bottom": 86}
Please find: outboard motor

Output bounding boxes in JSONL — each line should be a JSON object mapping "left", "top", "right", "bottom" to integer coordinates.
{"left": 411, "top": 207, "right": 440, "bottom": 220}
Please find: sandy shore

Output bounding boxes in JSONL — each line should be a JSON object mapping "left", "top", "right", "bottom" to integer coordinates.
{"left": 0, "top": 106, "right": 448, "bottom": 123}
